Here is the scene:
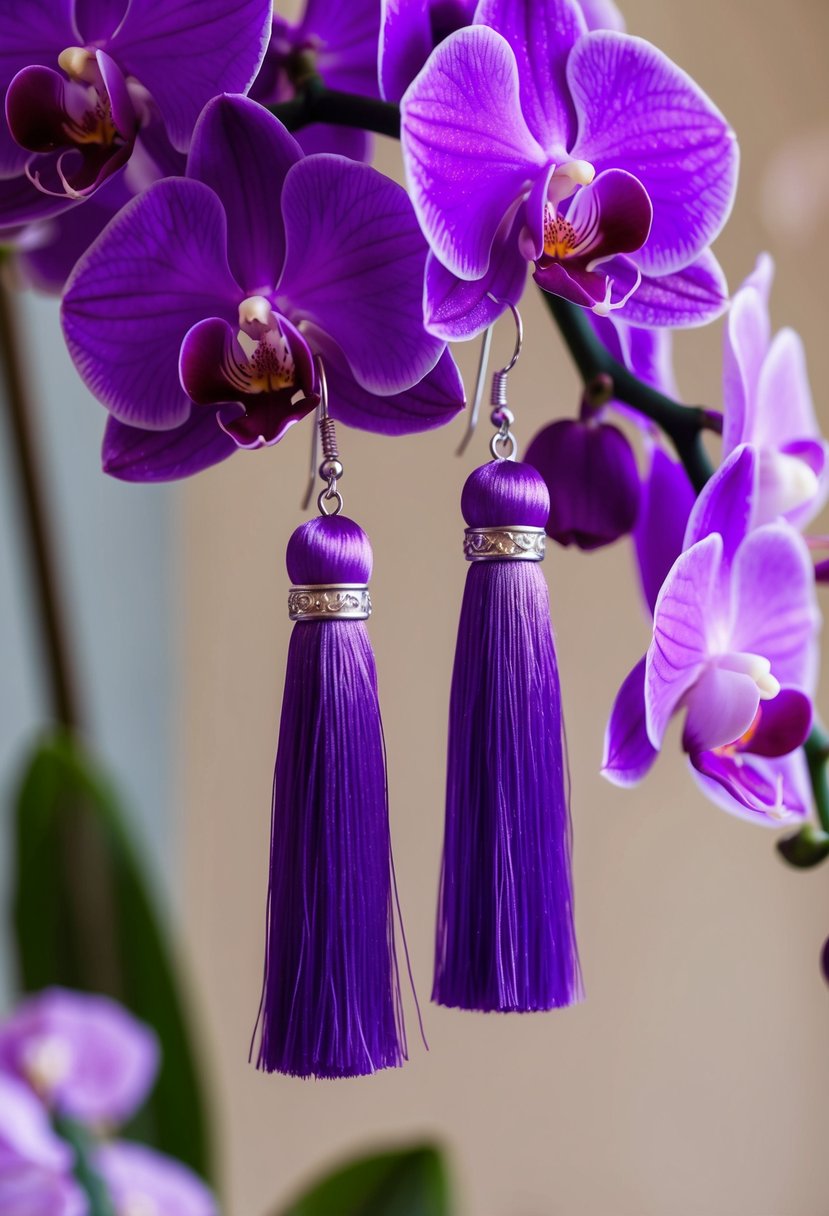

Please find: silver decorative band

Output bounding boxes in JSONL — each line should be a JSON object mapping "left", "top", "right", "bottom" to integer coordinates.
{"left": 288, "top": 583, "right": 371, "bottom": 621}
{"left": 464, "top": 525, "right": 546, "bottom": 562}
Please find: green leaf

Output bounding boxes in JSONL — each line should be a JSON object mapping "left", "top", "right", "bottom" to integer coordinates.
{"left": 11, "top": 729, "right": 213, "bottom": 1183}
{"left": 278, "top": 1144, "right": 452, "bottom": 1216}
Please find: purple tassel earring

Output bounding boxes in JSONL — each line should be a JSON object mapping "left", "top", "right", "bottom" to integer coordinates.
{"left": 253, "top": 360, "right": 406, "bottom": 1078}
{"left": 433, "top": 308, "right": 582, "bottom": 1013}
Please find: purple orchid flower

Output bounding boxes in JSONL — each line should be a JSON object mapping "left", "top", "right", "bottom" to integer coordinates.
{"left": 0, "top": 987, "right": 158, "bottom": 1126}
{"left": 62, "top": 95, "right": 461, "bottom": 482}
{"left": 251, "top": 0, "right": 382, "bottom": 162}
{"left": 603, "top": 445, "right": 820, "bottom": 824}
{"left": 0, "top": 0, "right": 270, "bottom": 223}
{"left": 0, "top": 1073, "right": 88, "bottom": 1216}
{"left": 94, "top": 1143, "right": 216, "bottom": 1216}
{"left": 400, "top": 0, "right": 736, "bottom": 340}
{"left": 723, "top": 253, "right": 828, "bottom": 528}
{"left": 380, "top": 0, "right": 624, "bottom": 102}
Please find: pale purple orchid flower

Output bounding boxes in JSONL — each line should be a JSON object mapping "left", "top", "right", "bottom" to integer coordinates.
{"left": 62, "top": 95, "right": 462, "bottom": 482}
{"left": 603, "top": 444, "right": 820, "bottom": 824}
{"left": 400, "top": 0, "right": 736, "bottom": 340}
{"left": 251, "top": 0, "right": 382, "bottom": 162}
{"left": 0, "top": 987, "right": 158, "bottom": 1126}
{"left": 723, "top": 253, "right": 828, "bottom": 527}
{"left": 0, "top": 1073, "right": 88, "bottom": 1216}
{"left": 94, "top": 1143, "right": 216, "bottom": 1216}
{"left": 380, "top": 0, "right": 624, "bottom": 102}
{"left": 0, "top": 0, "right": 270, "bottom": 224}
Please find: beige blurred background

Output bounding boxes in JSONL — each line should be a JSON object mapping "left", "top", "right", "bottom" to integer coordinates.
{"left": 180, "top": 2, "right": 829, "bottom": 1213}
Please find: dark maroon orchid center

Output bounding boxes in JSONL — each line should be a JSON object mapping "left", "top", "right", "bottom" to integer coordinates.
{"left": 6, "top": 46, "right": 139, "bottom": 198}
{"left": 529, "top": 162, "right": 654, "bottom": 316}
{"left": 179, "top": 297, "right": 319, "bottom": 451}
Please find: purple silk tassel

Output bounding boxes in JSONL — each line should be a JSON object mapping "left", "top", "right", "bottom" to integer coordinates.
{"left": 253, "top": 514, "right": 406, "bottom": 1077}
{"left": 433, "top": 460, "right": 582, "bottom": 1012}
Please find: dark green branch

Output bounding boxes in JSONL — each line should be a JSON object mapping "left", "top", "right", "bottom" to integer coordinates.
{"left": 540, "top": 292, "right": 717, "bottom": 492}
{"left": 271, "top": 78, "right": 400, "bottom": 139}
{"left": 0, "top": 259, "right": 80, "bottom": 727}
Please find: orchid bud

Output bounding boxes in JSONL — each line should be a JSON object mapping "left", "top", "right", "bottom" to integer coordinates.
{"left": 525, "top": 417, "right": 640, "bottom": 550}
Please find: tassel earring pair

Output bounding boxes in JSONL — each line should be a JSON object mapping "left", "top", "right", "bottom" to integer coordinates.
{"left": 253, "top": 323, "right": 581, "bottom": 1081}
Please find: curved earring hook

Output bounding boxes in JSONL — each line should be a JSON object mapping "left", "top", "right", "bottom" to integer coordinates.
{"left": 455, "top": 298, "right": 524, "bottom": 456}
{"left": 300, "top": 354, "right": 329, "bottom": 510}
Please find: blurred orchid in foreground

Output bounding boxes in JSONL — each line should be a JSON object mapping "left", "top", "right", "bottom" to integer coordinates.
{"left": 251, "top": 0, "right": 382, "bottom": 161}
{"left": 62, "top": 95, "right": 463, "bottom": 482}
{"left": 0, "top": 988, "right": 215, "bottom": 1216}
{"left": 0, "top": 1072, "right": 87, "bottom": 1216}
{"left": 0, "top": 987, "right": 158, "bottom": 1124}
{"left": 401, "top": 0, "right": 736, "bottom": 340}
{"left": 0, "top": 0, "right": 270, "bottom": 226}
{"left": 604, "top": 446, "right": 820, "bottom": 824}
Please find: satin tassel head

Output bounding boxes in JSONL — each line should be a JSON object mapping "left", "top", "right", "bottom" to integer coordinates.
{"left": 434, "top": 315, "right": 581, "bottom": 1013}
{"left": 253, "top": 374, "right": 407, "bottom": 1078}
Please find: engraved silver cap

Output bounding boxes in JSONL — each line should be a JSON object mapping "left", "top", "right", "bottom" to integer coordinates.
{"left": 464, "top": 525, "right": 546, "bottom": 562}
{"left": 288, "top": 583, "right": 371, "bottom": 620}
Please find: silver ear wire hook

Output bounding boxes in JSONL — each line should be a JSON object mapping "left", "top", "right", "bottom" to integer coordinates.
{"left": 489, "top": 302, "right": 523, "bottom": 461}
{"left": 455, "top": 299, "right": 523, "bottom": 457}
{"left": 313, "top": 356, "right": 345, "bottom": 516}
{"left": 456, "top": 323, "right": 493, "bottom": 455}
{"left": 301, "top": 401, "right": 320, "bottom": 510}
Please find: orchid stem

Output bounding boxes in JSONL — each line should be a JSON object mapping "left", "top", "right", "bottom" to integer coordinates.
{"left": 539, "top": 292, "right": 717, "bottom": 491}
{"left": 0, "top": 259, "right": 80, "bottom": 729}
{"left": 271, "top": 78, "right": 400, "bottom": 139}
{"left": 55, "top": 1117, "right": 116, "bottom": 1216}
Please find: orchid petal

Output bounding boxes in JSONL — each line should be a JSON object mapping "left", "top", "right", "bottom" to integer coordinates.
{"left": 569, "top": 32, "right": 738, "bottom": 275}
{"left": 400, "top": 25, "right": 547, "bottom": 279}
{"left": 0, "top": 988, "right": 159, "bottom": 1126}
{"left": 730, "top": 523, "right": 820, "bottom": 693}
{"left": 0, "top": 0, "right": 76, "bottom": 176}
{"left": 577, "top": 0, "right": 625, "bottom": 31}
{"left": 535, "top": 252, "right": 640, "bottom": 313}
{"left": 326, "top": 347, "right": 465, "bottom": 434}
{"left": 645, "top": 531, "right": 722, "bottom": 748}
{"left": 755, "top": 328, "right": 822, "bottom": 452}
{"left": 682, "top": 665, "right": 762, "bottom": 754}
{"left": 747, "top": 689, "right": 812, "bottom": 758}
{"left": 0, "top": 172, "right": 77, "bottom": 228}
{"left": 634, "top": 446, "right": 695, "bottom": 616}
{"left": 589, "top": 315, "right": 679, "bottom": 397}
{"left": 0, "top": 1167, "right": 88, "bottom": 1216}
{"left": 278, "top": 154, "right": 443, "bottom": 393}
{"left": 102, "top": 410, "right": 236, "bottom": 481}
{"left": 95, "top": 1142, "right": 217, "bottom": 1216}
{"left": 295, "top": 124, "right": 371, "bottom": 162}
{"left": 684, "top": 444, "right": 756, "bottom": 569}
{"left": 380, "top": 0, "right": 435, "bottom": 102}
{"left": 690, "top": 748, "right": 811, "bottom": 826}
{"left": 17, "top": 173, "right": 130, "bottom": 293}
{"left": 187, "top": 95, "right": 302, "bottom": 293}
{"left": 423, "top": 219, "right": 527, "bottom": 341}
{"left": 601, "top": 656, "right": 658, "bottom": 785}
{"left": 0, "top": 1073, "right": 72, "bottom": 1171}
{"left": 74, "top": 0, "right": 129, "bottom": 42}
{"left": 300, "top": 0, "right": 383, "bottom": 97}
{"left": 108, "top": 0, "right": 272, "bottom": 151}
{"left": 722, "top": 271, "right": 771, "bottom": 453}
{"left": 62, "top": 178, "right": 239, "bottom": 428}
{"left": 563, "top": 167, "right": 652, "bottom": 260}
{"left": 473, "top": 0, "right": 587, "bottom": 150}
{"left": 620, "top": 249, "right": 729, "bottom": 329}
